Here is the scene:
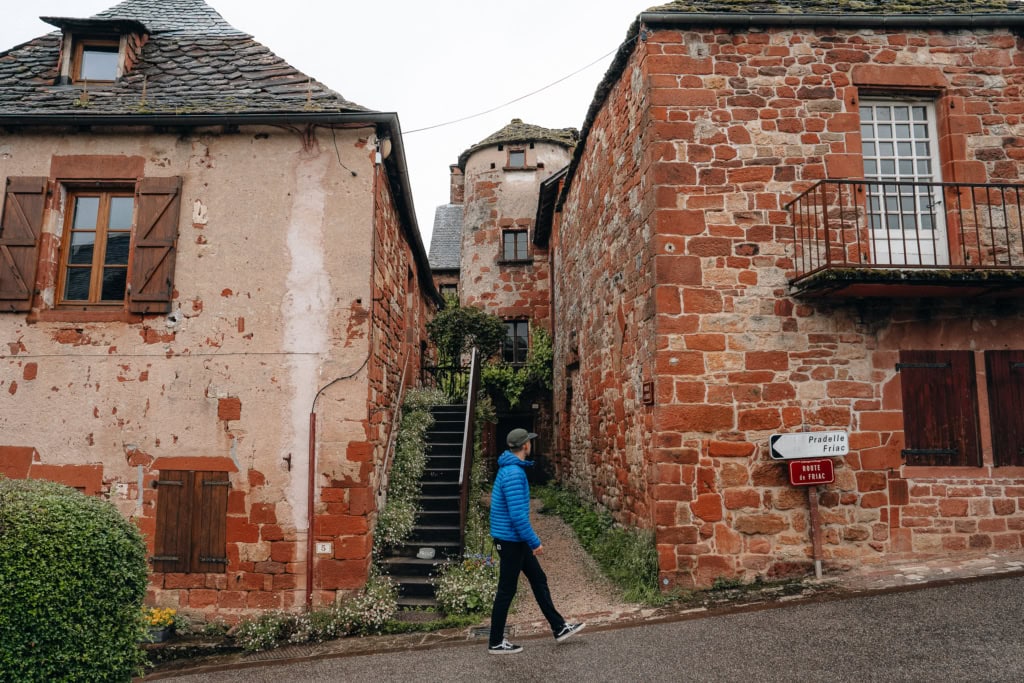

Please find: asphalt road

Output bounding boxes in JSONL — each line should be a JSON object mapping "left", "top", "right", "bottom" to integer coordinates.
{"left": 167, "top": 576, "right": 1024, "bottom": 683}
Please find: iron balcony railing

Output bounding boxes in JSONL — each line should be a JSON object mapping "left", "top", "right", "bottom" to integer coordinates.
{"left": 785, "top": 179, "right": 1024, "bottom": 283}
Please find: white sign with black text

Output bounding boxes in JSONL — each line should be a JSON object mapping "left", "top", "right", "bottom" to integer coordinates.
{"left": 769, "top": 431, "right": 849, "bottom": 460}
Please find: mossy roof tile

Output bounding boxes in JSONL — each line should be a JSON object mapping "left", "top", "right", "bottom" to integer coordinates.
{"left": 458, "top": 119, "right": 578, "bottom": 169}
{"left": 646, "top": 0, "right": 1018, "bottom": 13}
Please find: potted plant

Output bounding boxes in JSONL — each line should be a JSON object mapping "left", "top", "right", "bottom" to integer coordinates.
{"left": 144, "top": 607, "right": 177, "bottom": 642}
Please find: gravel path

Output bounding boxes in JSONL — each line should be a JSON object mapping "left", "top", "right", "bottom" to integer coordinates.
{"left": 495, "top": 499, "right": 636, "bottom": 632}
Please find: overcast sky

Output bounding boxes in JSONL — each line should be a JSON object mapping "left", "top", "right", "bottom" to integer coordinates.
{"left": 0, "top": 1, "right": 656, "bottom": 249}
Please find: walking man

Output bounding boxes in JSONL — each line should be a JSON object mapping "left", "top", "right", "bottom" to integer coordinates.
{"left": 488, "top": 428, "right": 584, "bottom": 654}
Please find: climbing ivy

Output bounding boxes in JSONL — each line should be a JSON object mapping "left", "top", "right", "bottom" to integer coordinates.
{"left": 480, "top": 327, "right": 554, "bottom": 408}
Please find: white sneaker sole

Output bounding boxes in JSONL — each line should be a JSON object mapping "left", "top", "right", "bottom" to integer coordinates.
{"left": 488, "top": 647, "right": 523, "bottom": 655}
{"left": 556, "top": 623, "right": 585, "bottom": 642}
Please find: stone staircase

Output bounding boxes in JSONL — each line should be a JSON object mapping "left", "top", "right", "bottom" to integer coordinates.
{"left": 380, "top": 404, "right": 466, "bottom": 609}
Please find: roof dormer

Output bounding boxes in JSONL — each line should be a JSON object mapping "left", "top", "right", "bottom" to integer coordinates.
{"left": 40, "top": 17, "right": 149, "bottom": 85}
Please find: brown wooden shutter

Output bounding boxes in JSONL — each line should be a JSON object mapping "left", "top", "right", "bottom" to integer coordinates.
{"left": 153, "top": 470, "right": 191, "bottom": 573}
{"left": 897, "top": 350, "right": 981, "bottom": 467}
{"left": 129, "top": 176, "right": 181, "bottom": 314}
{"left": 193, "top": 471, "right": 230, "bottom": 572}
{"left": 985, "top": 350, "right": 1024, "bottom": 467}
{"left": 0, "top": 177, "right": 47, "bottom": 312}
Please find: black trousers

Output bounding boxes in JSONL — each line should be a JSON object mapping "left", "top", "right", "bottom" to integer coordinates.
{"left": 489, "top": 539, "right": 565, "bottom": 646}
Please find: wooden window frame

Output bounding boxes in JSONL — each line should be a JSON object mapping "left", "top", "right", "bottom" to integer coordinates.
{"left": 152, "top": 470, "right": 230, "bottom": 574}
{"left": 897, "top": 349, "right": 982, "bottom": 467}
{"left": 72, "top": 39, "right": 120, "bottom": 84}
{"left": 57, "top": 186, "right": 136, "bottom": 308}
{"left": 501, "top": 229, "right": 530, "bottom": 263}
{"left": 985, "top": 350, "right": 1024, "bottom": 468}
{"left": 503, "top": 319, "right": 530, "bottom": 366}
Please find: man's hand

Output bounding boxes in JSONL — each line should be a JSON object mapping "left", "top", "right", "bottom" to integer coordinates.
{"left": 533, "top": 545, "right": 544, "bottom": 556}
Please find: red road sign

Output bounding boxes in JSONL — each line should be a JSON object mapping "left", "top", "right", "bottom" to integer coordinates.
{"left": 789, "top": 459, "right": 834, "bottom": 486}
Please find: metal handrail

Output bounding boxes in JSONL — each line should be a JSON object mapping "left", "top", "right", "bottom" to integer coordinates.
{"left": 457, "top": 347, "right": 482, "bottom": 550}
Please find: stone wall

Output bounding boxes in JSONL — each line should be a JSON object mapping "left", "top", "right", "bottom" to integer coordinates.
{"left": 552, "top": 40, "right": 659, "bottom": 528}
{"left": 460, "top": 143, "right": 571, "bottom": 329}
{"left": 554, "top": 23, "right": 1024, "bottom": 588}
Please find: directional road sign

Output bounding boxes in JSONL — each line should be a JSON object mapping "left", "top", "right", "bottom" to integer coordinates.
{"left": 769, "top": 431, "right": 848, "bottom": 460}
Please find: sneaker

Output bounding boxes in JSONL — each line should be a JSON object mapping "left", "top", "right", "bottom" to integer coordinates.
{"left": 488, "top": 639, "right": 523, "bottom": 655}
{"left": 554, "top": 622, "right": 585, "bottom": 642}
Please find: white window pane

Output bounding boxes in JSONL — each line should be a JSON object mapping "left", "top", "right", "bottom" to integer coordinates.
{"left": 81, "top": 48, "right": 118, "bottom": 81}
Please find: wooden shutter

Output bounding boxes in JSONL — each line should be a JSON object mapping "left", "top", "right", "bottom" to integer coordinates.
{"left": 193, "top": 471, "right": 230, "bottom": 572}
{"left": 153, "top": 470, "right": 191, "bottom": 573}
{"left": 985, "top": 350, "right": 1024, "bottom": 467}
{"left": 0, "top": 177, "right": 47, "bottom": 312}
{"left": 129, "top": 176, "right": 181, "bottom": 314}
{"left": 897, "top": 350, "right": 981, "bottom": 467}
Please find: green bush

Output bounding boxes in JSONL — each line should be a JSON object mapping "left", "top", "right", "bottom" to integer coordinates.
{"left": 534, "top": 485, "right": 663, "bottom": 604}
{"left": 434, "top": 555, "right": 498, "bottom": 615}
{"left": 0, "top": 478, "right": 149, "bottom": 681}
{"left": 233, "top": 574, "right": 398, "bottom": 652}
{"left": 374, "top": 388, "right": 445, "bottom": 552}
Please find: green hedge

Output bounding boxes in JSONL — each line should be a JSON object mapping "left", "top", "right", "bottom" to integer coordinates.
{"left": 0, "top": 478, "right": 149, "bottom": 681}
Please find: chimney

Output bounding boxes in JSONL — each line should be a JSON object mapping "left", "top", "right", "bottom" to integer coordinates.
{"left": 449, "top": 164, "right": 464, "bottom": 205}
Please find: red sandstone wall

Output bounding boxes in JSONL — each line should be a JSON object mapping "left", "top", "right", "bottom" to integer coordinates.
{"left": 553, "top": 40, "right": 659, "bottom": 528}
{"left": 556, "top": 23, "right": 1024, "bottom": 588}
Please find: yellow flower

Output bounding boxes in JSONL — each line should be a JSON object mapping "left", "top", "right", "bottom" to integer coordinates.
{"left": 144, "top": 607, "right": 176, "bottom": 628}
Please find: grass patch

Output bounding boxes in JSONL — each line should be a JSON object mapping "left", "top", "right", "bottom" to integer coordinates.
{"left": 380, "top": 613, "right": 481, "bottom": 635}
{"left": 534, "top": 485, "right": 666, "bottom": 605}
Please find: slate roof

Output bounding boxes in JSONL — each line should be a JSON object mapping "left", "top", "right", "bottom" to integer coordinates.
{"left": 0, "top": 0, "right": 366, "bottom": 116}
{"left": 457, "top": 119, "right": 578, "bottom": 170}
{"left": 428, "top": 204, "right": 463, "bottom": 271}
{"left": 646, "top": 0, "right": 1018, "bottom": 12}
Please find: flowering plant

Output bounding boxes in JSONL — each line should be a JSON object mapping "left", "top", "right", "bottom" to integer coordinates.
{"left": 434, "top": 554, "right": 498, "bottom": 615}
{"left": 144, "top": 607, "right": 177, "bottom": 629}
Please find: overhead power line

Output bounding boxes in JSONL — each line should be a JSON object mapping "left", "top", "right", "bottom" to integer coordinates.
{"left": 404, "top": 37, "right": 637, "bottom": 135}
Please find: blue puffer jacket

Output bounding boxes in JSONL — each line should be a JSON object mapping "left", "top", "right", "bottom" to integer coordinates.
{"left": 489, "top": 451, "right": 541, "bottom": 549}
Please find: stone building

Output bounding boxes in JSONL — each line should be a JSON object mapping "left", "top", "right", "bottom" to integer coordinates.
{"left": 537, "top": 0, "right": 1024, "bottom": 588}
{"left": 433, "top": 119, "right": 576, "bottom": 470}
{"left": 427, "top": 168, "right": 463, "bottom": 301}
{"left": 0, "top": 0, "right": 438, "bottom": 617}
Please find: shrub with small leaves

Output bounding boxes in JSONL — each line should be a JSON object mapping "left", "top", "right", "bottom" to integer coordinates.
{"left": 232, "top": 611, "right": 297, "bottom": 653}
{"left": 337, "top": 573, "right": 398, "bottom": 634}
{"left": 434, "top": 555, "right": 499, "bottom": 616}
{"left": 374, "top": 389, "right": 445, "bottom": 552}
{"left": 0, "top": 478, "right": 149, "bottom": 682}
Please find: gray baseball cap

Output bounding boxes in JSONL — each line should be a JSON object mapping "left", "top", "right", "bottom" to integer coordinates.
{"left": 506, "top": 428, "right": 538, "bottom": 448}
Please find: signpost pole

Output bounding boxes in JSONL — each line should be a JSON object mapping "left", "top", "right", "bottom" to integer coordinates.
{"left": 807, "top": 485, "right": 823, "bottom": 579}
